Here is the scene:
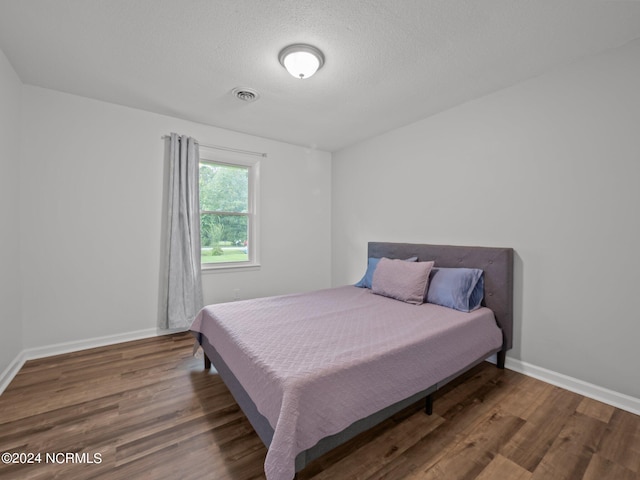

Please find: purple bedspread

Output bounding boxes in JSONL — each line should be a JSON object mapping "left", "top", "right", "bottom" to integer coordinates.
{"left": 190, "top": 286, "right": 502, "bottom": 480}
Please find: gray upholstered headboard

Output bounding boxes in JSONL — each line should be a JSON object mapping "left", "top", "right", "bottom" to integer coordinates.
{"left": 368, "top": 242, "right": 514, "bottom": 351}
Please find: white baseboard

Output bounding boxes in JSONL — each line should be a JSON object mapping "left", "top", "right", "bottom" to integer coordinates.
{"left": 3, "top": 337, "right": 639, "bottom": 416}
{"left": 505, "top": 357, "right": 640, "bottom": 416}
{"left": 0, "top": 328, "right": 183, "bottom": 396}
{"left": 0, "top": 350, "right": 28, "bottom": 396}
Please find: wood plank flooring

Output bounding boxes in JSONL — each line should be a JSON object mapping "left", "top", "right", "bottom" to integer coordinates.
{"left": 0, "top": 332, "right": 638, "bottom": 479}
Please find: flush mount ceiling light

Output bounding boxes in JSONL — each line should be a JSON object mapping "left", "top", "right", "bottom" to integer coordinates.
{"left": 278, "top": 44, "right": 325, "bottom": 79}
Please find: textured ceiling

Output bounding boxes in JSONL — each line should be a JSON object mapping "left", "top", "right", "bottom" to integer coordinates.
{"left": 1, "top": 1, "right": 640, "bottom": 152}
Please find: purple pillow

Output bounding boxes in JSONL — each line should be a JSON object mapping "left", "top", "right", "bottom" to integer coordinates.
{"left": 372, "top": 258, "right": 434, "bottom": 305}
{"left": 355, "top": 256, "right": 418, "bottom": 289}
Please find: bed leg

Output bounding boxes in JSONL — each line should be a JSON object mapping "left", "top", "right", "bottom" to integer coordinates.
{"left": 425, "top": 395, "right": 433, "bottom": 415}
{"left": 204, "top": 353, "right": 212, "bottom": 370}
{"left": 497, "top": 350, "right": 506, "bottom": 369}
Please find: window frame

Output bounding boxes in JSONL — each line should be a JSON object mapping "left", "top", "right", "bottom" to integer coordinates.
{"left": 198, "top": 145, "right": 260, "bottom": 272}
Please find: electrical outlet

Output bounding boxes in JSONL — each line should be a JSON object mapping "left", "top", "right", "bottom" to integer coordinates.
{"left": 233, "top": 289, "right": 241, "bottom": 300}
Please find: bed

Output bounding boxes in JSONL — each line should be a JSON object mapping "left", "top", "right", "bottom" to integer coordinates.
{"left": 190, "top": 242, "right": 514, "bottom": 480}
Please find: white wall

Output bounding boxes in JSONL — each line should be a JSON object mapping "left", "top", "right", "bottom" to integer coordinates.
{"left": 19, "top": 87, "right": 332, "bottom": 349}
{"left": 0, "top": 48, "right": 23, "bottom": 378}
{"left": 201, "top": 140, "right": 332, "bottom": 304}
{"left": 332, "top": 40, "right": 640, "bottom": 399}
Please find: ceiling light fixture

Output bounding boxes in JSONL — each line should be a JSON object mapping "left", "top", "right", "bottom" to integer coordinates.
{"left": 278, "top": 44, "right": 325, "bottom": 80}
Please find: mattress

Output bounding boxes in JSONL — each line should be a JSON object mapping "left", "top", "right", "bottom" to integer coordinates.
{"left": 190, "top": 285, "right": 503, "bottom": 480}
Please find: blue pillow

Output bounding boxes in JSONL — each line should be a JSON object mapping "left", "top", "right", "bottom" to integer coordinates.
{"left": 426, "top": 268, "right": 484, "bottom": 312}
{"left": 355, "top": 256, "right": 418, "bottom": 289}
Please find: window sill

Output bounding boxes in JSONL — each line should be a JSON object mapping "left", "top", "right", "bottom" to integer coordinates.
{"left": 201, "top": 263, "right": 261, "bottom": 274}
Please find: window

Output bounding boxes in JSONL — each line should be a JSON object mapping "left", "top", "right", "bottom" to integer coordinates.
{"left": 199, "top": 146, "right": 260, "bottom": 269}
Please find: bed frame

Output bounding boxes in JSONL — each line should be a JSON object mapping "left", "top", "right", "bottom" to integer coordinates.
{"left": 198, "top": 242, "right": 514, "bottom": 473}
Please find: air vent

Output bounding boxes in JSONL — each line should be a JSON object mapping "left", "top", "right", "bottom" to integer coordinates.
{"left": 232, "top": 87, "right": 260, "bottom": 102}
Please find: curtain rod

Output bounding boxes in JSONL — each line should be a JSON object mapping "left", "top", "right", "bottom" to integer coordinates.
{"left": 161, "top": 135, "right": 267, "bottom": 158}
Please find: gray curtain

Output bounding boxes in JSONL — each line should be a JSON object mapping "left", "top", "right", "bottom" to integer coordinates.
{"left": 163, "top": 133, "right": 203, "bottom": 329}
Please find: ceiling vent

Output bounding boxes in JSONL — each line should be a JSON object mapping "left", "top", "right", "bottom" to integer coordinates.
{"left": 232, "top": 87, "right": 260, "bottom": 102}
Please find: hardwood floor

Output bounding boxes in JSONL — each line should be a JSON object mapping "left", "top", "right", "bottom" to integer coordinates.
{"left": 0, "top": 332, "right": 638, "bottom": 480}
